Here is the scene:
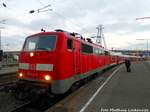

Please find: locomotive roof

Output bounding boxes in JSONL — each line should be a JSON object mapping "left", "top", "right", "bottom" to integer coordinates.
{"left": 29, "top": 31, "right": 57, "bottom": 37}
{"left": 29, "top": 31, "right": 105, "bottom": 49}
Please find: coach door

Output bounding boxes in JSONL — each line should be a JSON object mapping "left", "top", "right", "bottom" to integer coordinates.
{"left": 74, "top": 41, "right": 81, "bottom": 74}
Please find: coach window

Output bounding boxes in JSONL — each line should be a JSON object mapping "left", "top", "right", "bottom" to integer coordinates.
{"left": 67, "top": 39, "right": 73, "bottom": 50}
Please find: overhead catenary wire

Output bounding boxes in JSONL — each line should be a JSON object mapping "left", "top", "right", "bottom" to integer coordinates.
{"left": 0, "top": 0, "right": 7, "bottom": 8}
{"left": 2, "top": 0, "right": 90, "bottom": 36}
{"left": 136, "top": 17, "right": 150, "bottom": 20}
{"left": 38, "top": 4, "right": 51, "bottom": 10}
{"left": 35, "top": 0, "right": 90, "bottom": 33}
{"left": 2, "top": 0, "right": 90, "bottom": 34}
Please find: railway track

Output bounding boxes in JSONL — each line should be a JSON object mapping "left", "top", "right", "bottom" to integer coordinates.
{"left": 0, "top": 72, "right": 18, "bottom": 92}
{"left": 0, "top": 81, "right": 17, "bottom": 91}
{"left": 0, "top": 74, "right": 17, "bottom": 82}
{"left": 0, "top": 65, "right": 119, "bottom": 112}
{"left": 9, "top": 101, "right": 32, "bottom": 112}
{"left": 8, "top": 93, "right": 67, "bottom": 112}
{"left": 45, "top": 65, "right": 119, "bottom": 112}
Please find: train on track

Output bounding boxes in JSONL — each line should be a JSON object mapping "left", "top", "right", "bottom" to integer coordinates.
{"left": 17, "top": 29, "right": 136, "bottom": 99}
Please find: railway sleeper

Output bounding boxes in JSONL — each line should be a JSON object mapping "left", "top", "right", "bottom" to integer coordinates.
{"left": 14, "top": 81, "right": 50, "bottom": 101}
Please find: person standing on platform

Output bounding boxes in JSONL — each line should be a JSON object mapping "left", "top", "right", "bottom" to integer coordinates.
{"left": 125, "top": 58, "right": 131, "bottom": 72}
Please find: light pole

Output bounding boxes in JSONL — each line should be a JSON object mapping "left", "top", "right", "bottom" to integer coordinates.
{"left": 136, "top": 39, "right": 150, "bottom": 60}
{"left": 0, "top": 27, "right": 5, "bottom": 50}
{"left": 0, "top": 29, "right": 1, "bottom": 50}
{"left": 136, "top": 16, "right": 150, "bottom": 60}
{"left": 0, "top": 20, "right": 6, "bottom": 50}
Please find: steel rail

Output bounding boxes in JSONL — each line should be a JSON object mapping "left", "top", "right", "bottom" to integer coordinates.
{"left": 8, "top": 101, "right": 31, "bottom": 112}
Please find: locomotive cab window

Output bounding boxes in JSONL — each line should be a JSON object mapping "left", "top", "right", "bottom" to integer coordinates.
{"left": 67, "top": 39, "right": 73, "bottom": 50}
{"left": 23, "top": 35, "right": 57, "bottom": 51}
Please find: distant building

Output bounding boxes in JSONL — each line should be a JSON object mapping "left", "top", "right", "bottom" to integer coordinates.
{"left": 111, "top": 50, "right": 150, "bottom": 57}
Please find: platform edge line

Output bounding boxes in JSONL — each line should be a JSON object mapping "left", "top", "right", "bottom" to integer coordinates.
{"left": 79, "top": 65, "right": 122, "bottom": 112}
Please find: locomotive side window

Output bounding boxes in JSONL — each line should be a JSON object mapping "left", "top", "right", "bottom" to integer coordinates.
{"left": 98, "top": 49, "right": 102, "bottom": 54}
{"left": 93, "top": 47, "right": 105, "bottom": 55}
{"left": 105, "top": 51, "right": 110, "bottom": 55}
{"left": 81, "top": 43, "right": 93, "bottom": 54}
{"left": 67, "top": 39, "right": 73, "bottom": 50}
{"left": 93, "top": 47, "right": 99, "bottom": 54}
{"left": 100, "top": 49, "right": 105, "bottom": 55}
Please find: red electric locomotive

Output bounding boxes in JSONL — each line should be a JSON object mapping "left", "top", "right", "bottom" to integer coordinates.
{"left": 18, "top": 29, "right": 122, "bottom": 94}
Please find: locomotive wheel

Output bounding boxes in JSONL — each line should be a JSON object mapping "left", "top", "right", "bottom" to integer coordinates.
{"left": 70, "top": 82, "right": 80, "bottom": 92}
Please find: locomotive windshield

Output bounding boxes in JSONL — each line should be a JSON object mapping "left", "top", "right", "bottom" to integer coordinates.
{"left": 23, "top": 35, "right": 56, "bottom": 51}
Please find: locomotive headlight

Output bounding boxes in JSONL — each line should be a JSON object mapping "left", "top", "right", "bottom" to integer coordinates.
{"left": 44, "top": 75, "right": 51, "bottom": 81}
{"left": 19, "top": 73, "right": 23, "bottom": 78}
{"left": 30, "top": 52, "right": 34, "bottom": 57}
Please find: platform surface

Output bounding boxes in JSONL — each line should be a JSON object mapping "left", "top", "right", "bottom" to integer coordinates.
{"left": 83, "top": 61, "right": 150, "bottom": 112}
{"left": 47, "top": 61, "right": 150, "bottom": 112}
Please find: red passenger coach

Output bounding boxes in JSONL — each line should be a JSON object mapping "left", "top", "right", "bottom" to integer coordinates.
{"left": 18, "top": 29, "right": 121, "bottom": 94}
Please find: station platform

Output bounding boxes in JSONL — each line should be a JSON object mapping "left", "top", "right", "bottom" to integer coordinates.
{"left": 0, "top": 66, "right": 18, "bottom": 75}
{"left": 82, "top": 61, "right": 150, "bottom": 112}
{"left": 47, "top": 61, "right": 150, "bottom": 112}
